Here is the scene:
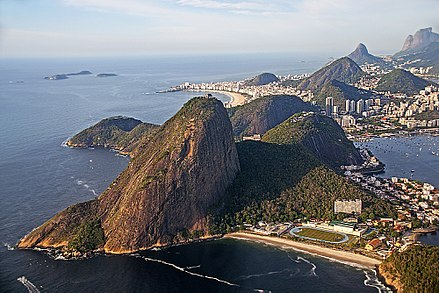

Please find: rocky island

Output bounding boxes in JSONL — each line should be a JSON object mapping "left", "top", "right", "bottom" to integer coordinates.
{"left": 96, "top": 73, "right": 118, "bottom": 77}
{"left": 44, "top": 70, "right": 92, "bottom": 80}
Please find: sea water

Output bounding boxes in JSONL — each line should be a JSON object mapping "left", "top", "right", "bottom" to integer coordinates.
{"left": 1, "top": 55, "right": 388, "bottom": 292}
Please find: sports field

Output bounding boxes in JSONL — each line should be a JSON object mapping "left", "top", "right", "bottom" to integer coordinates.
{"left": 293, "top": 227, "right": 347, "bottom": 243}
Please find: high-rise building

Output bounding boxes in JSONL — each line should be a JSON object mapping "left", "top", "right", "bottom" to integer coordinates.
{"left": 333, "top": 105, "right": 339, "bottom": 114}
{"left": 326, "top": 97, "right": 334, "bottom": 116}
{"left": 345, "top": 100, "right": 351, "bottom": 113}
{"left": 350, "top": 100, "right": 356, "bottom": 113}
{"left": 356, "top": 99, "right": 364, "bottom": 114}
{"left": 365, "top": 99, "right": 373, "bottom": 111}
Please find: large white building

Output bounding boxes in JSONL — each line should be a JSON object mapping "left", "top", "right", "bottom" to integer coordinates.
{"left": 334, "top": 199, "right": 362, "bottom": 214}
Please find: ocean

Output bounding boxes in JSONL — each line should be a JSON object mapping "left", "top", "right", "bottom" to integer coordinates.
{"left": 1, "top": 55, "right": 391, "bottom": 292}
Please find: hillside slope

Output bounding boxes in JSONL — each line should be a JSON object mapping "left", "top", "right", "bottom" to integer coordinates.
{"left": 67, "top": 116, "right": 159, "bottom": 154}
{"left": 375, "top": 69, "right": 436, "bottom": 95}
{"left": 262, "top": 112, "right": 363, "bottom": 167}
{"left": 19, "top": 97, "right": 240, "bottom": 253}
{"left": 228, "top": 95, "right": 317, "bottom": 138}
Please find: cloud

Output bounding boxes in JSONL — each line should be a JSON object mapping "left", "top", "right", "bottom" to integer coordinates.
{"left": 61, "top": 0, "right": 168, "bottom": 16}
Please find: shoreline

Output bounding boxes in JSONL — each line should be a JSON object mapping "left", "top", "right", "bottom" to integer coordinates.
{"left": 225, "top": 232, "right": 382, "bottom": 269}
{"left": 185, "top": 89, "right": 248, "bottom": 107}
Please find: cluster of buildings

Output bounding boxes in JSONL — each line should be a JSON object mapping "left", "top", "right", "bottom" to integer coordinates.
{"left": 346, "top": 172, "right": 439, "bottom": 224}
{"left": 163, "top": 75, "right": 315, "bottom": 102}
{"left": 333, "top": 85, "right": 439, "bottom": 134}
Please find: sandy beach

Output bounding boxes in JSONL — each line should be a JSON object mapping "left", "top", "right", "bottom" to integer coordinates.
{"left": 207, "top": 90, "right": 248, "bottom": 107}
{"left": 225, "top": 232, "right": 382, "bottom": 269}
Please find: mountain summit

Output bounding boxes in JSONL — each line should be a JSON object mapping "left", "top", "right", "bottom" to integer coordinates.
{"left": 401, "top": 27, "right": 439, "bottom": 53}
{"left": 347, "top": 43, "right": 383, "bottom": 65}
{"left": 18, "top": 97, "right": 240, "bottom": 254}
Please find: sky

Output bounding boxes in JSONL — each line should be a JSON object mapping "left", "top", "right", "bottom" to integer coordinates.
{"left": 1, "top": 0, "right": 438, "bottom": 58}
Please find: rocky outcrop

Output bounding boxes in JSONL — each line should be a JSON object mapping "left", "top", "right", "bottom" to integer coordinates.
{"left": 401, "top": 27, "right": 439, "bottom": 53}
{"left": 66, "top": 116, "right": 159, "bottom": 154}
{"left": 228, "top": 95, "right": 317, "bottom": 138}
{"left": 262, "top": 112, "right": 363, "bottom": 167}
{"left": 347, "top": 43, "right": 384, "bottom": 66}
{"left": 376, "top": 265, "right": 403, "bottom": 292}
{"left": 19, "top": 97, "right": 240, "bottom": 253}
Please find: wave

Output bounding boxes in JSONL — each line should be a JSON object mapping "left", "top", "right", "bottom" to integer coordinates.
{"left": 363, "top": 270, "right": 392, "bottom": 293}
{"left": 3, "top": 242, "right": 15, "bottom": 250}
{"left": 60, "top": 138, "right": 70, "bottom": 148}
{"left": 297, "top": 256, "right": 318, "bottom": 277}
{"left": 237, "top": 269, "right": 290, "bottom": 281}
{"left": 286, "top": 253, "right": 300, "bottom": 263}
{"left": 185, "top": 265, "right": 201, "bottom": 270}
{"left": 134, "top": 255, "right": 239, "bottom": 287}
{"left": 75, "top": 179, "right": 98, "bottom": 196}
{"left": 17, "top": 276, "right": 40, "bottom": 293}
{"left": 280, "top": 246, "right": 368, "bottom": 269}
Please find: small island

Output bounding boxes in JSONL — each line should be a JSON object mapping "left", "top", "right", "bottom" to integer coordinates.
{"left": 96, "top": 73, "right": 118, "bottom": 77}
{"left": 44, "top": 70, "right": 92, "bottom": 80}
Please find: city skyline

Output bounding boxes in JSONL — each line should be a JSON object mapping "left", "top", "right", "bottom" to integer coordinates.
{"left": 1, "top": 0, "right": 439, "bottom": 57}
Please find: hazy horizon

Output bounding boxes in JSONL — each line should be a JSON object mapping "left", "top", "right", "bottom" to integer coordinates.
{"left": 1, "top": 0, "right": 439, "bottom": 58}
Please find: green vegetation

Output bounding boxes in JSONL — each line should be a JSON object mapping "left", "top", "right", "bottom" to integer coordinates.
{"left": 262, "top": 112, "right": 363, "bottom": 167}
{"left": 297, "top": 57, "right": 368, "bottom": 107}
{"left": 380, "top": 245, "right": 439, "bottom": 292}
{"left": 68, "top": 219, "right": 105, "bottom": 253}
{"left": 375, "top": 69, "right": 436, "bottom": 95}
{"left": 243, "top": 73, "right": 279, "bottom": 86}
{"left": 228, "top": 95, "right": 316, "bottom": 138}
{"left": 294, "top": 228, "right": 345, "bottom": 242}
{"left": 68, "top": 116, "right": 159, "bottom": 153}
{"left": 208, "top": 141, "right": 395, "bottom": 234}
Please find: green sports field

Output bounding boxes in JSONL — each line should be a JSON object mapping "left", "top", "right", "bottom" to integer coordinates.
{"left": 294, "top": 228, "right": 346, "bottom": 242}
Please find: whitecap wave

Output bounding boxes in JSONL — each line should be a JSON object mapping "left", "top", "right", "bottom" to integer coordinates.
{"left": 135, "top": 255, "right": 239, "bottom": 287}
{"left": 185, "top": 265, "right": 201, "bottom": 270}
{"left": 3, "top": 242, "right": 15, "bottom": 250}
{"left": 237, "top": 269, "right": 290, "bottom": 280}
{"left": 286, "top": 253, "right": 300, "bottom": 263}
{"left": 75, "top": 179, "right": 98, "bottom": 196}
{"left": 363, "top": 270, "right": 392, "bottom": 293}
{"left": 60, "top": 138, "right": 70, "bottom": 148}
{"left": 17, "top": 276, "right": 40, "bottom": 293}
{"left": 297, "top": 256, "right": 318, "bottom": 277}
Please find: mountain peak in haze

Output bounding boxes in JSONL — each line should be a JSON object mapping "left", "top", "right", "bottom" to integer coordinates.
{"left": 347, "top": 43, "right": 383, "bottom": 65}
{"left": 401, "top": 27, "right": 439, "bottom": 52}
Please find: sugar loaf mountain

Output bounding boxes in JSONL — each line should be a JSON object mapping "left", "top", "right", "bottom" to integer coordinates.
{"left": 18, "top": 94, "right": 395, "bottom": 254}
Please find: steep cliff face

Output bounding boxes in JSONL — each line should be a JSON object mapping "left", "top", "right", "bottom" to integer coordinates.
{"left": 66, "top": 116, "right": 159, "bottom": 154}
{"left": 262, "top": 112, "right": 363, "bottom": 167}
{"left": 228, "top": 95, "right": 317, "bottom": 138}
{"left": 18, "top": 97, "right": 240, "bottom": 253}
{"left": 401, "top": 27, "right": 439, "bottom": 53}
